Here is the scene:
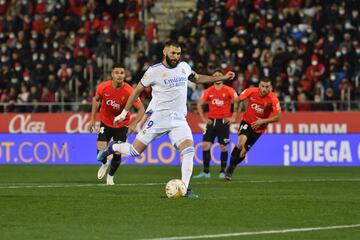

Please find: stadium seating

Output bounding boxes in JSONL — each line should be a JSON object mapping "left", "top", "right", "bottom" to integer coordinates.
{"left": 0, "top": 0, "right": 359, "bottom": 112}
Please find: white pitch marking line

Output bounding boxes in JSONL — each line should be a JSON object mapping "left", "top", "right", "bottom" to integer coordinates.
{"left": 242, "top": 178, "right": 360, "bottom": 183}
{"left": 0, "top": 183, "right": 103, "bottom": 189}
{"left": 141, "top": 224, "right": 360, "bottom": 240}
{"left": 0, "top": 183, "right": 164, "bottom": 189}
{"left": 0, "top": 178, "right": 359, "bottom": 189}
{"left": 0, "top": 182, "right": 205, "bottom": 189}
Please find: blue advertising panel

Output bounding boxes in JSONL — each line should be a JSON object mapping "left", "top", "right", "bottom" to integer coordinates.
{"left": 0, "top": 134, "right": 97, "bottom": 164}
{"left": 1, "top": 134, "right": 359, "bottom": 166}
{"left": 248, "top": 134, "right": 360, "bottom": 166}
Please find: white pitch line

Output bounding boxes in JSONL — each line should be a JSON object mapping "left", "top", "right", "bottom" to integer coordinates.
{"left": 241, "top": 178, "right": 360, "bottom": 183}
{"left": 141, "top": 224, "right": 360, "bottom": 240}
{"left": 0, "top": 182, "right": 165, "bottom": 189}
{"left": 0, "top": 183, "right": 103, "bottom": 189}
{"left": 0, "top": 182, "right": 209, "bottom": 189}
{"left": 0, "top": 178, "right": 359, "bottom": 189}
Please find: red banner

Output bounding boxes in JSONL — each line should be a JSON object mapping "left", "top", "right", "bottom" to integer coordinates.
{"left": 186, "top": 112, "right": 360, "bottom": 134}
{"left": 0, "top": 112, "right": 359, "bottom": 133}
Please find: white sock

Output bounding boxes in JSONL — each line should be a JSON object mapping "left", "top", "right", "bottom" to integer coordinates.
{"left": 181, "top": 147, "right": 195, "bottom": 189}
{"left": 112, "top": 142, "right": 140, "bottom": 157}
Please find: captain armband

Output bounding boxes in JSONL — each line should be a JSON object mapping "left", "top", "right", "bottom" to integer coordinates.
{"left": 188, "top": 71, "right": 196, "bottom": 82}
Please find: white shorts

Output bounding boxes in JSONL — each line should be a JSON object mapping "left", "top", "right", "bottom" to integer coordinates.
{"left": 136, "top": 111, "right": 193, "bottom": 148}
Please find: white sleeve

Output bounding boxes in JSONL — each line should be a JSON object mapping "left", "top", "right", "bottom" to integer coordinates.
{"left": 140, "top": 67, "right": 154, "bottom": 87}
{"left": 184, "top": 62, "right": 192, "bottom": 76}
{"left": 184, "top": 62, "right": 196, "bottom": 90}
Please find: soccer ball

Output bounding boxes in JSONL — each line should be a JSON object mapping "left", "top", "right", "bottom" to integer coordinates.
{"left": 165, "top": 179, "right": 187, "bottom": 198}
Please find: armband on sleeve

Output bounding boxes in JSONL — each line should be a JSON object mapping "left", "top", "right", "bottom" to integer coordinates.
{"left": 188, "top": 72, "right": 196, "bottom": 82}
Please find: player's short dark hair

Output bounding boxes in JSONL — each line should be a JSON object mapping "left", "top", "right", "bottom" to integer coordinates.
{"left": 212, "top": 68, "right": 224, "bottom": 75}
{"left": 260, "top": 77, "right": 271, "bottom": 83}
{"left": 163, "top": 40, "right": 181, "bottom": 49}
{"left": 112, "top": 63, "right": 124, "bottom": 69}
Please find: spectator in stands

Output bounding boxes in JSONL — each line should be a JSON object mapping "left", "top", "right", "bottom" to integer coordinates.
{"left": 296, "top": 92, "right": 311, "bottom": 111}
{"left": 17, "top": 84, "right": 30, "bottom": 112}
{"left": 0, "top": 1, "right": 359, "bottom": 112}
{"left": 2, "top": 86, "right": 17, "bottom": 112}
{"left": 146, "top": 16, "right": 158, "bottom": 44}
{"left": 305, "top": 54, "right": 326, "bottom": 83}
{"left": 28, "top": 85, "right": 40, "bottom": 112}
{"left": 38, "top": 87, "right": 55, "bottom": 112}
{"left": 57, "top": 62, "right": 72, "bottom": 86}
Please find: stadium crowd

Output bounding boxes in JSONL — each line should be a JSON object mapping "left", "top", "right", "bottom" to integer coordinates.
{"left": 0, "top": 0, "right": 359, "bottom": 113}
{"left": 0, "top": 0, "right": 155, "bottom": 112}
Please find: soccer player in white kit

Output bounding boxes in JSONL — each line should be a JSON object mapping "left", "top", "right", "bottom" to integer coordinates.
{"left": 98, "top": 40, "right": 235, "bottom": 197}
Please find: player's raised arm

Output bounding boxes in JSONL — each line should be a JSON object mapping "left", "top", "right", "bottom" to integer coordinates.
{"left": 188, "top": 71, "right": 235, "bottom": 84}
{"left": 114, "top": 82, "right": 145, "bottom": 124}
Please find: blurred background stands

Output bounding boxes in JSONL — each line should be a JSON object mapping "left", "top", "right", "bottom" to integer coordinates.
{"left": 0, "top": 0, "right": 359, "bottom": 113}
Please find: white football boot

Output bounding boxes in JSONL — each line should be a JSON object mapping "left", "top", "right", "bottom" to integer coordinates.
{"left": 106, "top": 174, "right": 115, "bottom": 185}
{"left": 97, "top": 159, "right": 110, "bottom": 179}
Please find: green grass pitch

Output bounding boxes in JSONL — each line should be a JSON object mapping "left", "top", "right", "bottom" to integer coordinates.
{"left": 0, "top": 165, "right": 360, "bottom": 240}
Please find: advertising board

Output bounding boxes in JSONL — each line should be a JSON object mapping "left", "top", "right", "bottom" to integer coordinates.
{"left": 1, "top": 134, "right": 359, "bottom": 166}
{"left": 1, "top": 112, "right": 360, "bottom": 133}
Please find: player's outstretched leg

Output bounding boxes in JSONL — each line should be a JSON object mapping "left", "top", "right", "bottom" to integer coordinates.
{"left": 97, "top": 141, "right": 116, "bottom": 162}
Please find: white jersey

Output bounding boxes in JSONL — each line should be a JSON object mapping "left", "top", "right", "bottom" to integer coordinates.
{"left": 141, "top": 61, "right": 192, "bottom": 116}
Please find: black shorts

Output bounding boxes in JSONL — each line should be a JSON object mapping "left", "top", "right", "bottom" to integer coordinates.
{"left": 203, "top": 118, "right": 230, "bottom": 145}
{"left": 238, "top": 121, "right": 261, "bottom": 151}
{"left": 97, "top": 122, "right": 128, "bottom": 143}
